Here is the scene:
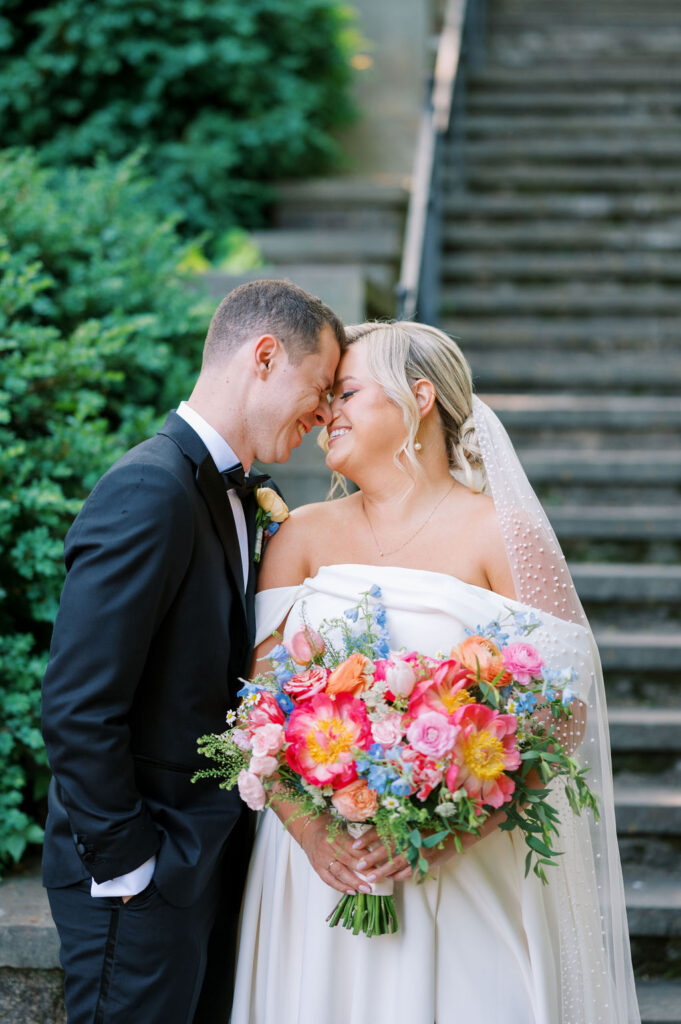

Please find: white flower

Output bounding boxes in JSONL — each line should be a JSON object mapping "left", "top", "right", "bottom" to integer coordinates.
{"left": 226, "top": 710, "right": 237, "bottom": 725}
{"left": 381, "top": 796, "right": 400, "bottom": 811}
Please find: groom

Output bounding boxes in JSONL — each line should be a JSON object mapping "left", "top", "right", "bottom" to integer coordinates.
{"left": 41, "top": 279, "right": 344, "bottom": 1023}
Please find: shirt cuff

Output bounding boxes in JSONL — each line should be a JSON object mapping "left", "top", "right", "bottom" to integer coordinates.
{"left": 90, "top": 855, "right": 156, "bottom": 898}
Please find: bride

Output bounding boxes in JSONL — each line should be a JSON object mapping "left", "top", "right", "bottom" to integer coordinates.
{"left": 230, "top": 322, "right": 639, "bottom": 1024}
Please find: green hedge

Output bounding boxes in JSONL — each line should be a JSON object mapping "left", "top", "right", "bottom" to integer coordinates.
{"left": 0, "top": 0, "right": 357, "bottom": 237}
{"left": 0, "top": 148, "right": 211, "bottom": 870}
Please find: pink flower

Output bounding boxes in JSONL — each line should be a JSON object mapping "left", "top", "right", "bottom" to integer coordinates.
{"left": 372, "top": 659, "right": 390, "bottom": 683}
{"left": 401, "top": 747, "right": 443, "bottom": 800}
{"left": 284, "top": 666, "right": 329, "bottom": 701}
{"left": 237, "top": 770, "right": 266, "bottom": 811}
{"left": 331, "top": 779, "right": 378, "bottom": 822}
{"left": 284, "top": 627, "right": 325, "bottom": 665}
{"left": 247, "top": 691, "right": 285, "bottom": 732}
{"left": 285, "top": 692, "right": 373, "bottom": 788}
{"left": 250, "top": 723, "right": 285, "bottom": 757}
{"left": 449, "top": 704, "right": 521, "bottom": 809}
{"left": 371, "top": 712, "right": 404, "bottom": 748}
{"left": 384, "top": 658, "right": 417, "bottom": 698}
{"left": 501, "top": 642, "right": 544, "bottom": 686}
{"left": 409, "top": 659, "right": 473, "bottom": 720}
{"left": 231, "top": 728, "right": 251, "bottom": 751}
{"left": 406, "top": 711, "right": 458, "bottom": 759}
{"left": 249, "top": 754, "right": 278, "bottom": 777}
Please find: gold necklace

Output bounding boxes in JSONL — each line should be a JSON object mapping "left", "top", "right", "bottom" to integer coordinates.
{"left": 362, "top": 482, "right": 454, "bottom": 558}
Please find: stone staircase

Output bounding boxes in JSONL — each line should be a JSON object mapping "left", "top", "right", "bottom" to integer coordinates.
{"left": 440, "top": 1, "right": 681, "bottom": 1019}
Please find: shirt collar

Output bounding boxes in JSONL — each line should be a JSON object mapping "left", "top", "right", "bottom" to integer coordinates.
{"left": 175, "top": 401, "right": 240, "bottom": 473}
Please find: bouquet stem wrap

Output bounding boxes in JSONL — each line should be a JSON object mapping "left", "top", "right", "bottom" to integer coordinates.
{"left": 327, "top": 823, "right": 398, "bottom": 936}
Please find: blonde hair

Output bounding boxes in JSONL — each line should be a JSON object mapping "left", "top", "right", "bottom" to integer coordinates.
{"left": 321, "top": 320, "right": 485, "bottom": 494}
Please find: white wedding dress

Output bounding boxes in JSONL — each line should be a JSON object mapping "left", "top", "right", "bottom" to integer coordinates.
{"left": 230, "top": 563, "right": 613, "bottom": 1024}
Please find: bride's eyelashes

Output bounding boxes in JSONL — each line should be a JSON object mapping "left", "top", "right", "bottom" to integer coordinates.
{"left": 339, "top": 390, "right": 357, "bottom": 401}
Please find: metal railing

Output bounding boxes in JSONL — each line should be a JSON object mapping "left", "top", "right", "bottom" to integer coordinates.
{"left": 396, "top": 0, "right": 486, "bottom": 322}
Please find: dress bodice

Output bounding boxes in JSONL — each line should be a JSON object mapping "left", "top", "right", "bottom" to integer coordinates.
{"left": 255, "top": 563, "right": 593, "bottom": 701}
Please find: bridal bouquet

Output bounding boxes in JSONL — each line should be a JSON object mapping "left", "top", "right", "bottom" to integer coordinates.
{"left": 195, "top": 587, "right": 597, "bottom": 937}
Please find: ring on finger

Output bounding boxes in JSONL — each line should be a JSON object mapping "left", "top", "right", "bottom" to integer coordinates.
{"left": 327, "top": 858, "right": 336, "bottom": 872}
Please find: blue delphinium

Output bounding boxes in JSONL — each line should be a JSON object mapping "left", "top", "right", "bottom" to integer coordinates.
{"left": 275, "top": 692, "right": 295, "bottom": 715}
{"left": 390, "top": 777, "right": 412, "bottom": 797}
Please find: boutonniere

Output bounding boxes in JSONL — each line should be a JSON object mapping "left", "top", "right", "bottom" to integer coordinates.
{"left": 254, "top": 487, "right": 289, "bottom": 562}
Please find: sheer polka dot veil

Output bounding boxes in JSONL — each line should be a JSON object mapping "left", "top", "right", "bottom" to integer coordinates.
{"left": 472, "top": 396, "right": 639, "bottom": 1024}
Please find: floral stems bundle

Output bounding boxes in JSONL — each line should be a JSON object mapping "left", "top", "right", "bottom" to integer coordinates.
{"left": 195, "top": 588, "right": 598, "bottom": 938}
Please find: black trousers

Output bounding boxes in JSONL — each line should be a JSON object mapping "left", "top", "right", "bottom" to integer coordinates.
{"left": 47, "top": 869, "right": 239, "bottom": 1024}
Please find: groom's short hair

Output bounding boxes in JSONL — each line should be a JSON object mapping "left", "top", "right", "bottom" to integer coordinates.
{"left": 202, "top": 279, "right": 345, "bottom": 367}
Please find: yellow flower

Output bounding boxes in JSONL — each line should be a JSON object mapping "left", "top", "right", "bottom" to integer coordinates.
{"left": 256, "top": 487, "right": 289, "bottom": 523}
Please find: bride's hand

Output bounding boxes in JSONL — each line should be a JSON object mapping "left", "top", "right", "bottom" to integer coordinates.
{"left": 298, "top": 815, "right": 375, "bottom": 896}
{"left": 350, "top": 807, "right": 510, "bottom": 883}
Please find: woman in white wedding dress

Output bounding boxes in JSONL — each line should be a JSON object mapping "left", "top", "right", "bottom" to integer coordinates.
{"left": 230, "top": 322, "right": 639, "bottom": 1024}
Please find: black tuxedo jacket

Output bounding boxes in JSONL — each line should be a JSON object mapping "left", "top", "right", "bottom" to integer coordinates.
{"left": 42, "top": 412, "right": 262, "bottom": 907}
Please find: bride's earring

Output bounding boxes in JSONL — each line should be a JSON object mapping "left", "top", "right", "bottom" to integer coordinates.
{"left": 414, "top": 440, "right": 423, "bottom": 451}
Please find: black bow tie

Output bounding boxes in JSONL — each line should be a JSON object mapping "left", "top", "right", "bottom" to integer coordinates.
{"left": 221, "top": 464, "right": 269, "bottom": 501}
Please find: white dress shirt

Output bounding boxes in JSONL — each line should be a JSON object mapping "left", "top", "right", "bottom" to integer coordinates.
{"left": 91, "top": 402, "right": 249, "bottom": 898}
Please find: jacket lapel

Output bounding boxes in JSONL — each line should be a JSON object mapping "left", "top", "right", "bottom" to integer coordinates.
{"left": 244, "top": 492, "right": 258, "bottom": 645}
{"left": 158, "top": 412, "right": 247, "bottom": 621}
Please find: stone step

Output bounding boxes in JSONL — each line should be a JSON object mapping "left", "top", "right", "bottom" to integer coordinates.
{"left": 466, "top": 92, "right": 681, "bottom": 114}
{"left": 458, "top": 138, "right": 681, "bottom": 164}
{"left": 486, "top": 394, "right": 681, "bottom": 433}
{"left": 624, "top": 864, "right": 681, "bottom": 942}
{"left": 636, "top": 981, "right": 681, "bottom": 1024}
{"left": 609, "top": 707, "right": 681, "bottom": 752}
{"left": 548, "top": 507, "right": 681, "bottom": 541}
{"left": 464, "top": 115, "right": 681, "bottom": 139}
{"left": 469, "top": 66, "right": 681, "bottom": 88}
{"left": 450, "top": 317, "right": 681, "bottom": 350}
{"left": 463, "top": 351, "right": 681, "bottom": 391}
{"left": 615, "top": 781, "right": 681, "bottom": 836}
{"left": 442, "top": 221, "right": 681, "bottom": 250}
{"left": 251, "top": 227, "right": 400, "bottom": 265}
{"left": 597, "top": 633, "right": 681, "bottom": 672}
{"left": 444, "top": 193, "right": 681, "bottom": 221}
{"left": 441, "top": 285, "right": 681, "bottom": 316}
{"left": 518, "top": 450, "right": 681, "bottom": 486}
{"left": 443, "top": 253, "right": 681, "bottom": 283}
{"left": 571, "top": 564, "right": 681, "bottom": 606}
{"left": 445, "top": 165, "right": 681, "bottom": 192}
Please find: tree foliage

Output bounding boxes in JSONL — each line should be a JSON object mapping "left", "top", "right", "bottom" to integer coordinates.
{"left": 0, "top": 148, "right": 211, "bottom": 869}
{"left": 0, "top": 0, "right": 357, "bottom": 236}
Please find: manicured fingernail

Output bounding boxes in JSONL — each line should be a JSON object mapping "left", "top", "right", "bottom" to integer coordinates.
{"left": 346, "top": 889, "right": 356, "bottom": 895}
{"left": 359, "top": 885, "right": 371, "bottom": 894}
{"left": 356, "top": 859, "right": 367, "bottom": 869}
{"left": 352, "top": 839, "right": 363, "bottom": 849}
{"left": 366, "top": 873, "right": 376, "bottom": 881}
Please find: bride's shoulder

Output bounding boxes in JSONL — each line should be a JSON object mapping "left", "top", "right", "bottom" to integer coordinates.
{"left": 257, "top": 493, "right": 359, "bottom": 589}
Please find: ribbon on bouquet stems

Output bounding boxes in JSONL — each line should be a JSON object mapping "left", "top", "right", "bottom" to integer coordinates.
{"left": 326, "top": 823, "right": 398, "bottom": 937}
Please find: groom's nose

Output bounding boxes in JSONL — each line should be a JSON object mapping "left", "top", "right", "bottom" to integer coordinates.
{"left": 313, "top": 400, "right": 333, "bottom": 426}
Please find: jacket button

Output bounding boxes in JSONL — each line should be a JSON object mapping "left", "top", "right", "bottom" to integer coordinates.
{"left": 76, "top": 842, "right": 86, "bottom": 855}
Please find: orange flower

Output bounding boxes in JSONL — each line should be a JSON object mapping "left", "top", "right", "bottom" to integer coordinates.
{"left": 326, "top": 653, "right": 372, "bottom": 697}
{"left": 331, "top": 779, "right": 378, "bottom": 822}
{"left": 451, "top": 635, "right": 512, "bottom": 687}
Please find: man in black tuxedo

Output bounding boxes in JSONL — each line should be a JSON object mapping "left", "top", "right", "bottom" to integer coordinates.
{"left": 41, "top": 279, "right": 344, "bottom": 1023}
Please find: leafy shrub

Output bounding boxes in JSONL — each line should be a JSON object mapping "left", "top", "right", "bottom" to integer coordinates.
{"left": 0, "top": 148, "right": 211, "bottom": 870}
{"left": 0, "top": 0, "right": 357, "bottom": 238}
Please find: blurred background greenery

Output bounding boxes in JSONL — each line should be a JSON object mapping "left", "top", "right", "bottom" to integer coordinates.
{"left": 0, "top": 0, "right": 360, "bottom": 871}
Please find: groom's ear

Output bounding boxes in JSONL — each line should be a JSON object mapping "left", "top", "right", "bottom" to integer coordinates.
{"left": 412, "top": 378, "right": 437, "bottom": 419}
{"left": 253, "top": 334, "right": 281, "bottom": 379}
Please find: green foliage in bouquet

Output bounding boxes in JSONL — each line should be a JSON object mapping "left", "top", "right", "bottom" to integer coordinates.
{"left": 0, "top": 147, "right": 211, "bottom": 871}
{"left": 0, "top": 0, "right": 358, "bottom": 238}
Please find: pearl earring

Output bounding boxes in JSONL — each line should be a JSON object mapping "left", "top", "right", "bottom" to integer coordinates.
{"left": 414, "top": 441, "right": 422, "bottom": 451}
